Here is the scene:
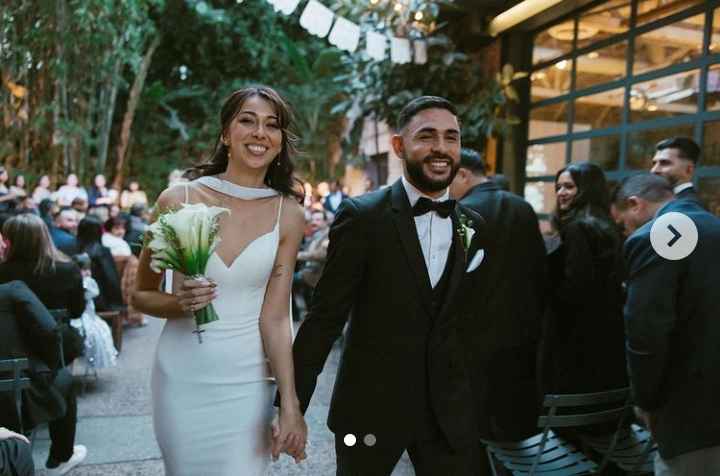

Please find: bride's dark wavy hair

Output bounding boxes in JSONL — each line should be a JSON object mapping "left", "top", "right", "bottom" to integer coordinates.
{"left": 184, "top": 86, "right": 304, "bottom": 202}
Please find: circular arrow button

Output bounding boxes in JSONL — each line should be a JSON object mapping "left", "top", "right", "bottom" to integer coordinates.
{"left": 650, "top": 212, "right": 698, "bottom": 260}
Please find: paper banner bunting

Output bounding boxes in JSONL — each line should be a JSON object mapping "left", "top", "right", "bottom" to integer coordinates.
{"left": 328, "top": 17, "right": 361, "bottom": 53}
{"left": 270, "top": 0, "right": 301, "bottom": 15}
{"left": 299, "top": 0, "right": 335, "bottom": 38}
{"left": 413, "top": 40, "right": 427, "bottom": 65}
{"left": 366, "top": 31, "right": 387, "bottom": 61}
{"left": 390, "top": 37, "right": 411, "bottom": 64}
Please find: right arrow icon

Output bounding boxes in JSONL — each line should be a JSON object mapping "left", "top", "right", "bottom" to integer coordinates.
{"left": 666, "top": 224, "right": 682, "bottom": 247}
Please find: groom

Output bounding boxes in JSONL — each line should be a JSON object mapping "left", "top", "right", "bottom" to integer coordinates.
{"left": 283, "top": 96, "right": 484, "bottom": 475}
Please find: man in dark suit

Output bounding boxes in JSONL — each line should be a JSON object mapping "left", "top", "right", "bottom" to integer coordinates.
{"left": 0, "top": 280, "right": 87, "bottom": 475}
{"left": 611, "top": 173, "right": 720, "bottom": 475}
{"left": 450, "top": 149, "right": 546, "bottom": 445}
{"left": 284, "top": 97, "right": 484, "bottom": 475}
{"left": 323, "top": 180, "right": 348, "bottom": 217}
{"left": 650, "top": 137, "right": 703, "bottom": 206}
{"left": 48, "top": 207, "right": 79, "bottom": 256}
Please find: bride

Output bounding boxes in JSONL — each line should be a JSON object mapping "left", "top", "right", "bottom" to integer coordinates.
{"left": 133, "top": 86, "right": 308, "bottom": 475}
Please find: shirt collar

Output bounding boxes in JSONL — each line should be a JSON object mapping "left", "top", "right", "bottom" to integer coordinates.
{"left": 401, "top": 175, "right": 449, "bottom": 207}
{"left": 673, "top": 182, "right": 693, "bottom": 194}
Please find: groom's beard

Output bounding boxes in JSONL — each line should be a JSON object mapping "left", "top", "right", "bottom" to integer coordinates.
{"left": 405, "top": 153, "right": 460, "bottom": 193}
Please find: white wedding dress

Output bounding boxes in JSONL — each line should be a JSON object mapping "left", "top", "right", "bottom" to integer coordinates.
{"left": 152, "top": 177, "right": 286, "bottom": 476}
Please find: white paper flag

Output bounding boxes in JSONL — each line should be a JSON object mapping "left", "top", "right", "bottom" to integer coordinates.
{"left": 299, "top": 0, "right": 335, "bottom": 38}
{"left": 390, "top": 37, "right": 411, "bottom": 64}
{"left": 271, "top": 0, "right": 301, "bottom": 15}
{"left": 366, "top": 31, "right": 387, "bottom": 61}
{"left": 328, "top": 17, "right": 360, "bottom": 52}
{"left": 413, "top": 40, "right": 427, "bottom": 65}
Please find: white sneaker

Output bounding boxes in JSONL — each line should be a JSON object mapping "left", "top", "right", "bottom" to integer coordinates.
{"left": 46, "top": 445, "right": 87, "bottom": 475}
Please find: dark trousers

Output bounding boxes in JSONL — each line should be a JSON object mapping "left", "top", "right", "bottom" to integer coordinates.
{"left": 0, "top": 438, "right": 34, "bottom": 476}
{"left": 46, "top": 369, "right": 76, "bottom": 466}
{"left": 335, "top": 432, "right": 476, "bottom": 476}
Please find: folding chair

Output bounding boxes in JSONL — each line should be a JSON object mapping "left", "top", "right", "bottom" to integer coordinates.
{"left": 581, "top": 423, "right": 656, "bottom": 474}
{"left": 0, "top": 358, "right": 31, "bottom": 433}
{"left": 483, "top": 387, "right": 632, "bottom": 475}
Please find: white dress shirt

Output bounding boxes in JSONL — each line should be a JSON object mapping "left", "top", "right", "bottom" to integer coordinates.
{"left": 674, "top": 182, "right": 693, "bottom": 195}
{"left": 401, "top": 176, "right": 453, "bottom": 288}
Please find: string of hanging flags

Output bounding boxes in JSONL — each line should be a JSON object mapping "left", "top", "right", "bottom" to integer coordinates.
{"left": 265, "top": 0, "right": 428, "bottom": 64}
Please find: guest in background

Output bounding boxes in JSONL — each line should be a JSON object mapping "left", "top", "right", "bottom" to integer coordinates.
{"left": 102, "top": 217, "right": 131, "bottom": 258}
{"left": 0, "top": 168, "right": 17, "bottom": 213}
{"left": 15, "top": 196, "right": 37, "bottom": 215}
{"left": 9, "top": 174, "right": 27, "bottom": 200}
{"left": 54, "top": 174, "right": 87, "bottom": 207}
{"left": 491, "top": 174, "right": 511, "bottom": 192}
{"left": 87, "top": 174, "right": 117, "bottom": 208}
{"left": 124, "top": 203, "right": 148, "bottom": 256}
{"left": 0, "top": 214, "right": 85, "bottom": 320}
{"left": 650, "top": 137, "right": 702, "bottom": 205}
{"left": 543, "top": 163, "right": 627, "bottom": 414}
{"left": 611, "top": 174, "right": 720, "bottom": 475}
{"left": 450, "top": 148, "right": 546, "bottom": 445}
{"left": 120, "top": 179, "right": 147, "bottom": 211}
{"left": 293, "top": 209, "right": 330, "bottom": 320}
{"left": 38, "top": 199, "right": 59, "bottom": 229}
{"left": 0, "top": 280, "right": 86, "bottom": 476}
{"left": 71, "top": 253, "right": 118, "bottom": 369}
{"left": 109, "top": 204, "right": 121, "bottom": 219}
{"left": 76, "top": 216, "right": 123, "bottom": 312}
{"left": 70, "top": 197, "right": 89, "bottom": 220}
{"left": 0, "top": 427, "right": 34, "bottom": 476}
{"left": 49, "top": 207, "right": 79, "bottom": 256}
{"left": 322, "top": 179, "right": 346, "bottom": 216}
{"left": 32, "top": 175, "right": 53, "bottom": 204}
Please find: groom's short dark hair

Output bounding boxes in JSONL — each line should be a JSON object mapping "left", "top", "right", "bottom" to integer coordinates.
{"left": 396, "top": 96, "right": 457, "bottom": 131}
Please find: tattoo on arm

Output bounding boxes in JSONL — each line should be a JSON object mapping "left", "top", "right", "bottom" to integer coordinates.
{"left": 272, "top": 265, "right": 284, "bottom": 278}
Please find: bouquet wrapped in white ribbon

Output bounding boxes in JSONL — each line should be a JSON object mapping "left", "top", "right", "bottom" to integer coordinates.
{"left": 146, "top": 202, "right": 230, "bottom": 342}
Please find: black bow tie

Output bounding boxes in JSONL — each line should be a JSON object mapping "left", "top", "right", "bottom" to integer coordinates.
{"left": 412, "top": 197, "right": 455, "bottom": 218}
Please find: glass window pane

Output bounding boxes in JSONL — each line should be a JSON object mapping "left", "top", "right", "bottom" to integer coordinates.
{"left": 577, "top": 0, "right": 631, "bottom": 48}
{"left": 573, "top": 87, "right": 625, "bottom": 130}
{"left": 571, "top": 135, "right": 621, "bottom": 171}
{"left": 575, "top": 41, "right": 628, "bottom": 91}
{"left": 636, "top": 0, "right": 705, "bottom": 27}
{"left": 713, "top": 7, "right": 720, "bottom": 53}
{"left": 531, "top": 61, "right": 571, "bottom": 100}
{"left": 529, "top": 102, "right": 569, "bottom": 140}
{"left": 633, "top": 13, "right": 705, "bottom": 75}
{"left": 526, "top": 143, "right": 567, "bottom": 178}
{"left": 702, "top": 121, "right": 720, "bottom": 167}
{"left": 698, "top": 177, "right": 720, "bottom": 216}
{"left": 627, "top": 124, "right": 694, "bottom": 170}
{"left": 630, "top": 69, "right": 699, "bottom": 122}
{"left": 706, "top": 63, "right": 720, "bottom": 111}
{"left": 525, "top": 181, "right": 557, "bottom": 215}
{"left": 533, "top": 21, "right": 574, "bottom": 66}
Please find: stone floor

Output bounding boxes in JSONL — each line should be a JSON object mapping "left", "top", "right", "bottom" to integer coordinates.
{"left": 31, "top": 317, "right": 414, "bottom": 475}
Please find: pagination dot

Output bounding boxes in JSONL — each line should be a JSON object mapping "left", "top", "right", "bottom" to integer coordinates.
{"left": 363, "top": 434, "right": 377, "bottom": 447}
{"left": 344, "top": 433, "right": 357, "bottom": 447}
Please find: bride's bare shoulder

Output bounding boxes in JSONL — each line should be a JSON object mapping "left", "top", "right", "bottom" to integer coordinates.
{"left": 280, "top": 197, "right": 305, "bottom": 235}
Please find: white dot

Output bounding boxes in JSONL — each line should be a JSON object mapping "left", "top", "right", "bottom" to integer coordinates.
{"left": 344, "top": 434, "right": 357, "bottom": 447}
{"left": 364, "top": 434, "right": 377, "bottom": 447}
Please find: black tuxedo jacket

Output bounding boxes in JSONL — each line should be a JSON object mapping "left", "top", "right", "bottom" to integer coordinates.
{"left": 290, "top": 179, "right": 483, "bottom": 450}
{"left": 624, "top": 198, "right": 720, "bottom": 458}
{"left": 675, "top": 185, "right": 703, "bottom": 207}
{"left": 0, "top": 281, "right": 66, "bottom": 430}
{"left": 457, "top": 182, "right": 546, "bottom": 439}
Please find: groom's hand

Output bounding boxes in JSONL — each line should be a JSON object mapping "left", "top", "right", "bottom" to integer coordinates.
{"left": 271, "top": 410, "right": 308, "bottom": 464}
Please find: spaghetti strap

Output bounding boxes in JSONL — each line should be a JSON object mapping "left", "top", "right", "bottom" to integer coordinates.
{"left": 276, "top": 195, "right": 284, "bottom": 227}
{"left": 183, "top": 183, "right": 190, "bottom": 204}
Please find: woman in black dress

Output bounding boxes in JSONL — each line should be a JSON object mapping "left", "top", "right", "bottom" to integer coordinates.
{"left": 76, "top": 216, "right": 124, "bottom": 312}
{"left": 542, "top": 162, "right": 627, "bottom": 400}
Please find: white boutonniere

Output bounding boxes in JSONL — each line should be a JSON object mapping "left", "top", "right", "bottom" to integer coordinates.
{"left": 457, "top": 212, "right": 475, "bottom": 255}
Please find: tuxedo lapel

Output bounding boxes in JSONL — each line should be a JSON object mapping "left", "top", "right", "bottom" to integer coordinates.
{"left": 390, "top": 180, "right": 433, "bottom": 314}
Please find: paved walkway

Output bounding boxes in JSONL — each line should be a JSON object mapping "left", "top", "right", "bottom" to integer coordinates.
{"left": 31, "top": 318, "right": 414, "bottom": 475}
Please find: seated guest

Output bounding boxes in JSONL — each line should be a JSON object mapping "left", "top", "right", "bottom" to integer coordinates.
{"left": 38, "top": 199, "right": 58, "bottom": 229}
{"left": 0, "top": 168, "right": 17, "bottom": 213}
{"left": 76, "top": 216, "right": 124, "bottom": 312}
{"left": 0, "top": 280, "right": 86, "bottom": 475}
{"left": 0, "top": 214, "right": 85, "bottom": 320}
{"left": 543, "top": 163, "right": 627, "bottom": 426}
{"left": 0, "top": 426, "right": 34, "bottom": 476}
{"left": 124, "top": 204, "right": 148, "bottom": 256}
{"left": 611, "top": 174, "right": 720, "bottom": 475}
{"left": 70, "top": 197, "right": 88, "bottom": 220}
{"left": 87, "top": 174, "right": 116, "bottom": 208}
{"left": 53, "top": 174, "right": 87, "bottom": 207}
{"left": 101, "top": 217, "right": 132, "bottom": 258}
{"left": 49, "top": 207, "right": 79, "bottom": 256}
{"left": 32, "top": 175, "right": 53, "bottom": 205}
{"left": 119, "top": 180, "right": 147, "bottom": 212}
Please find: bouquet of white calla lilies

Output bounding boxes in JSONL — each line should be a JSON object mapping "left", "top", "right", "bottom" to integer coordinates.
{"left": 146, "top": 203, "right": 230, "bottom": 342}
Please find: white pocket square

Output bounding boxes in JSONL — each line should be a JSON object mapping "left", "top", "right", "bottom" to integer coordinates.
{"left": 466, "top": 249, "right": 485, "bottom": 273}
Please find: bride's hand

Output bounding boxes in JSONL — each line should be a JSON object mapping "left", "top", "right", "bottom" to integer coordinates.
{"left": 176, "top": 276, "right": 217, "bottom": 314}
{"left": 271, "top": 406, "right": 307, "bottom": 464}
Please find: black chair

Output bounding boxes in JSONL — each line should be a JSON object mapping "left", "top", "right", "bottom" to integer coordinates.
{"left": 0, "top": 358, "right": 31, "bottom": 433}
{"left": 483, "top": 387, "right": 643, "bottom": 475}
{"left": 581, "top": 423, "right": 656, "bottom": 474}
